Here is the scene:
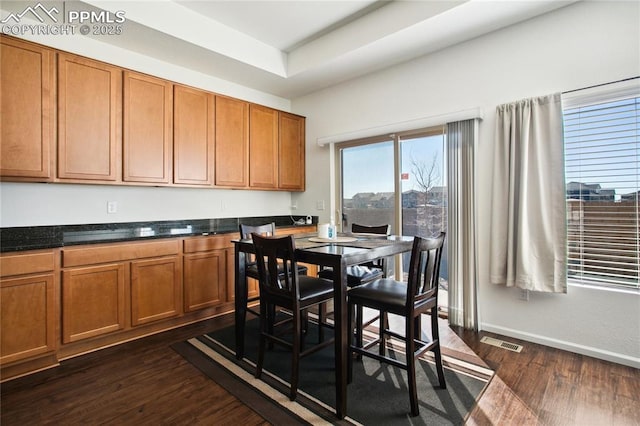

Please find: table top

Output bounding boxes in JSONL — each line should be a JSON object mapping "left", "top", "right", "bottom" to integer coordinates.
{"left": 234, "top": 232, "right": 414, "bottom": 267}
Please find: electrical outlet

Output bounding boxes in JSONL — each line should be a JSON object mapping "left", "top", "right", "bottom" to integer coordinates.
{"left": 316, "top": 200, "right": 325, "bottom": 210}
{"left": 107, "top": 201, "right": 117, "bottom": 214}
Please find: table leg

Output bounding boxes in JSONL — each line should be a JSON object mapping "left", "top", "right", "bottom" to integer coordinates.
{"left": 333, "top": 260, "right": 348, "bottom": 419}
{"left": 235, "top": 248, "right": 248, "bottom": 360}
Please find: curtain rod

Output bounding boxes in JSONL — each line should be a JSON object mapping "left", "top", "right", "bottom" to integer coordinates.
{"left": 562, "top": 76, "right": 639, "bottom": 94}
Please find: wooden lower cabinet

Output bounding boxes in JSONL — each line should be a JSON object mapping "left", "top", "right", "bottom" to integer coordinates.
{"left": 183, "top": 251, "right": 225, "bottom": 312}
{"left": 0, "top": 250, "right": 57, "bottom": 367}
{"left": 1, "top": 227, "right": 311, "bottom": 380}
{"left": 183, "top": 234, "right": 232, "bottom": 311}
{"left": 61, "top": 263, "right": 126, "bottom": 344}
{"left": 1, "top": 274, "right": 56, "bottom": 364}
{"left": 131, "top": 256, "right": 182, "bottom": 325}
{"left": 61, "top": 240, "right": 181, "bottom": 345}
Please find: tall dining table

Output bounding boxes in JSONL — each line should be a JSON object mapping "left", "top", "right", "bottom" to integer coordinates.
{"left": 233, "top": 232, "right": 414, "bottom": 419}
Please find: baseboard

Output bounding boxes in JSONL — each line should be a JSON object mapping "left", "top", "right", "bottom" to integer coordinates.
{"left": 480, "top": 323, "right": 640, "bottom": 369}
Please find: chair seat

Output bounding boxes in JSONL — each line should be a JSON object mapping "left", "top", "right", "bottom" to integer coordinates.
{"left": 347, "top": 278, "right": 408, "bottom": 308}
{"left": 298, "top": 276, "right": 334, "bottom": 302}
{"left": 318, "top": 265, "right": 383, "bottom": 286}
{"left": 247, "top": 263, "right": 308, "bottom": 280}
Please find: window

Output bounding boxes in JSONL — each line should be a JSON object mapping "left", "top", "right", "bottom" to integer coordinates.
{"left": 563, "top": 79, "right": 639, "bottom": 290}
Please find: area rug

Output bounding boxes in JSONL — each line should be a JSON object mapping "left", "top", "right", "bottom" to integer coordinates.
{"left": 172, "top": 316, "right": 494, "bottom": 425}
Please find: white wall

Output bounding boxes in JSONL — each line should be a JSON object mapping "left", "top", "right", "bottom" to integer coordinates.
{"left": 292, "top": 1, "right": 640, "bottom": 367}
{"left": 0, "top": 182, "right": 293, "bottom": 226}
{"left": 0, "top": 24, "right": 297, "bottom": 227}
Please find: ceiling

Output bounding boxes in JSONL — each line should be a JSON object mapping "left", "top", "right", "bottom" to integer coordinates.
{"left": 4, "top": 0, "right": 575, "bottom": 98}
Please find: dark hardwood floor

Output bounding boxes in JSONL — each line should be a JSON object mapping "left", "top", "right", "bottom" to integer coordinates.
{"left": 2, "top": 312, "right": 638, "bottom": 425}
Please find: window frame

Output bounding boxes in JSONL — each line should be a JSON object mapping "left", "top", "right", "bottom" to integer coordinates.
{"left": 562, "top": 78, "right": 640, "bottom": 293}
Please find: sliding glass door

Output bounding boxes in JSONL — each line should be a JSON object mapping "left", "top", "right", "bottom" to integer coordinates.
{"left": 338, "top": 128, "right": 448, "bottom": 311}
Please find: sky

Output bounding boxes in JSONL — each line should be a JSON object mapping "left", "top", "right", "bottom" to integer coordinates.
{"left": 341, "top": 134, "right": 446, "bottom": 199}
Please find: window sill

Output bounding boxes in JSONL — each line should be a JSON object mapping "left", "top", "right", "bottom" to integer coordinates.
{"left": 568, "top": 278, "right": 640, "bottom": 295}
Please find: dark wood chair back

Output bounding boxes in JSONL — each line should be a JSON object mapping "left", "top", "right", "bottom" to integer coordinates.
{"left": 351, "top": 223, "right": 390, "bottom": 235}
{"left": 239, "top": 222, "right": 275, "bottom": 239}
{"left": 407, "top": 232, "right": 445, "bottom": 309}
{"left": 252, "top": 233, "right": 300, "bottom": 302}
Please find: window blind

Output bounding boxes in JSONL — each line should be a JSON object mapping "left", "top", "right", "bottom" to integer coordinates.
{"left": 563, "top": 80, "right": 639, "bottom": 290}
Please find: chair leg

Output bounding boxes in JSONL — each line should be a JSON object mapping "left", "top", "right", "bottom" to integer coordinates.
{"left": 379, "top": 310, "right": 387, "bottom": 357}
{"left": 300, "top": 310, "right": 308, "bottom": 351}
{"left": 431, "top": 308, "right": 446, "bottom": 389}
{"left": 267, "top": 303, "right": 276, "bottom": 350}
{"left": 356, "top": 304, "right": 365, "bottom": 360}
{"left": 347, "top": 301, "right": 354, "bottom": 383}
{"left": 406, "top": 316, "right": 419, "bottom": 417}
{"left": 318, "top": 303, "right": 325, "bottom": 343}
{"left": 355, "top": 304, "right": 364, "bottom": 358}
{"left": 255, "top": 304, "right": 267, "bottom": 379}
{"left": 290, "top": 309, "right": 301, "bottom": 400}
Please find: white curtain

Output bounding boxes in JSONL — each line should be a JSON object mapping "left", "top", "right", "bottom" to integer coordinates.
{"left": 490, "top": 94, "right": 567, "bottom": 293}
{"left": 447, "top": 119, "right": 478, "bottom": 330}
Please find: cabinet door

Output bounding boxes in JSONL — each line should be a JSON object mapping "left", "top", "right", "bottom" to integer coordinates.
{"left": 249, "top": 104, "right": 278, "bottom": 189}
{"left": 184, "top": 251, "right": 226, "bottom": 312}
{"left": 174, "top": 85, "right": 215, "bottom": 185}
{"left": 0, "top": 37, "right": 54, "bottom": 180}
{"left": 0, "top": 274, "right": 55, "bottom": 364}
{"left": 62, "top": 263, "right": 126, "bottom": 343}
{"left": 57, "top": 53, "right": 122, "bottom": 181}
{"left": 215, "top": 96, "right": 248, "bottom": 187}
{"left": 131, "top": 256, "right": 182, "bottom": 326}
{"left": 123, "top": 71, "right": 173, "bottom": 183}
{"left": 279, "top": 112, "right": 305, "bottom": 190}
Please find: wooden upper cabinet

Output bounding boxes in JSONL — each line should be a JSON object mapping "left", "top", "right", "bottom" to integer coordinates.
{"left": 279, "top": 112, "right": 305, "bottom": 191}
{"left": 57, "top": 53, "right": 122, "bottom": 182}
{"left": 249, "top": 104, "right": 278, "bottom": 189}
{"left": 174, "top": 85, "right": 215, "bottom": 185}
{"left": 0, "top": 37, "right": 54, "bottom": 180}
{"left": 215, "top": 95, "right": 249, "bottom": 187}
{"left": 123, "top": 71, "right": 173, "bottom": 184}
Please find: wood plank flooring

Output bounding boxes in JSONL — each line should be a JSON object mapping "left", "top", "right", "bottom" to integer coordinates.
{"left": 2, "top": 313, "right": 638, "bottom": 425}
{"left": 457, "top": 328, "right": 640, "bottom": 426}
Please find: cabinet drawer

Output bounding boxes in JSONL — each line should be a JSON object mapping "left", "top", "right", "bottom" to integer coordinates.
{"left": 0, "top": 251, "right": 56, "bottom": 277}
{"left": 63, "top": 240, "right": 180, "bottom": 267}
{"left": 183, "top": 234, "right": 234, "bottom": 253}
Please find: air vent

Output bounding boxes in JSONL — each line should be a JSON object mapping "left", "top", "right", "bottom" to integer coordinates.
{"left": 480, "top": 336, "right": 523, "bottom": 353}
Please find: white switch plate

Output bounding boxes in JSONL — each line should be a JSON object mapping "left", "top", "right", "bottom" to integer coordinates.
{"left": 107, "top": 201, "right": 117, "bottom": 214}
{"left": 316, "top": 200, "right": 325, "bottom": 210}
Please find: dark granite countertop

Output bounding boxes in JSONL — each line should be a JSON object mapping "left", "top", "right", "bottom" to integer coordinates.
{"left": 0, "top": 215, "right": 317, "bottom": 253}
